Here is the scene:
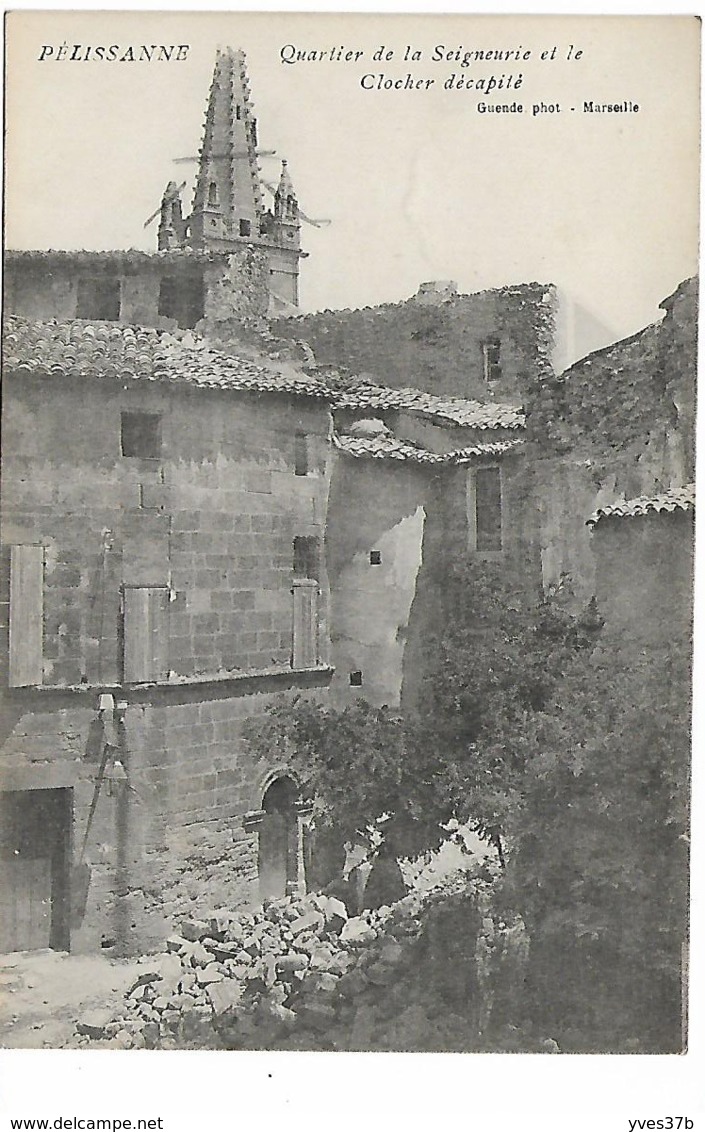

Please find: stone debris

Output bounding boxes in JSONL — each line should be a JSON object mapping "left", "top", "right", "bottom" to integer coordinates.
{"left": 72, "top": 865, "right": 506, "bottom": 1051}
{"left": 72, "top": 886, "right": 434, "bottom": 1050}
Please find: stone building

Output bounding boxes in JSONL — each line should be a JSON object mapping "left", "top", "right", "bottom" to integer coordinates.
{"left": 0, "top": 317, "right": 333, "bottom": 955}
{"left": 4, "top": 48, "right": 304, "bottom": 327}
{"left": 157, "top": 46, "right": 304, "bottom": 313}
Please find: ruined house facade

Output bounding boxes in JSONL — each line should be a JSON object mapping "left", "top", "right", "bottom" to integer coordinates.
{"left": 0, "top": 43, "right": 696, "bottom": 958}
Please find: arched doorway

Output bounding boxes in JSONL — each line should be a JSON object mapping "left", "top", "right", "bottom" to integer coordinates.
{"left": 258, "top": 776, "right": 300, "bottom": 901}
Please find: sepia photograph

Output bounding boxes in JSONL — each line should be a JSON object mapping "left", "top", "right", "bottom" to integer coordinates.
{"left": 0, "top": 8, "right": 699, "bottom": 1092}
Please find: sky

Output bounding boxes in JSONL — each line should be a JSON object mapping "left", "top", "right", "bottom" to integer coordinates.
{"left": 5, "top": 12, "right": 700, "bottom": 359}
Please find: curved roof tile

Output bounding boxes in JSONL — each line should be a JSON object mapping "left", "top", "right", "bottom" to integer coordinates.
{"left": 333, "top": 384, "right": 524, "bottom": 429}
{"left": 587, "top": 484, "right": 695, "bottom": 526}
{"left": 2, "top": 316, "right": 331, "bottom": 400}
{"left": 333, "top": 432, "right": 524, "bottom": 465}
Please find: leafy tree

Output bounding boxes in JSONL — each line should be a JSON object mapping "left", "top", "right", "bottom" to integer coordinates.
{"left": 500, "top": 644, "right": 690, "bottom": 1050}
{"left": 246, "top": 565, "right": 600, "bottom": 865}
{"left": 245, "top": 696, "right": 468, "bottom": 864}
{"left": 411, "top": 564, "right": 602, "bottom": 858}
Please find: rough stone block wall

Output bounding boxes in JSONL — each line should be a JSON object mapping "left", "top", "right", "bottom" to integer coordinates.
{"left": 1, "top": 373, "right": 330, "bottom": 686}
{"left": 4, "top": 256, "right": 270, "bottom": 331}
{"left": 202, "top": 247, "right": 270, "bottom": 325}
{"left": 0, "top": 681, "right": 328, "bottom": 956}
{"left": 272, "top": 283, "right": 557, "bottom": 407}
{"left": 536, "top": 279, "right": 696, "bottom": 496}
{"left": 0, "top": 370, "right": 332, "bottom": 954}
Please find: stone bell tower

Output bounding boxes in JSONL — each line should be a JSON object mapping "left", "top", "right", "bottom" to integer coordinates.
{"left": 157, "top": 47, "right": 304, "bottom": 311}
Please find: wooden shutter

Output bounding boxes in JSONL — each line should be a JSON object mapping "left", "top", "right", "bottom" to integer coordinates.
{"left": 123, "top": 586, "right": 169, "bottom": 683}
{"left": 9, "top": 545, "right": 44, "bottom": 687}
{"left": 292, "top": 579, "right": 318, "bottom": 669}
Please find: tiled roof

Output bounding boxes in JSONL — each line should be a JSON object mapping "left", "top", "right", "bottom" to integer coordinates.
{"left": 2, "top": 317, "right": 331, "bottom": 400}
{"left": 3, "top": 317, "right": 529, "bottom": 427}
{"left": 333, "top": 433, "right": 524, "bottom": 465}
{"left": 332, "top": 383, "right": 524, "bottom": 429}
{"left": 587, "top": 484, "right": 695, "bottom": 526}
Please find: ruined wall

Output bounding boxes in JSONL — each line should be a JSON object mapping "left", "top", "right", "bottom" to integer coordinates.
{"left": 3, "top": 251, "right": 271, "bottom": 330}
{"left": 202, "top": 246, "right": 271, "bottom": 326}
{"left": 528, "top": 278, "right": 697, "bottom": 602}
{"left": 534, "top": 279, "right": 696, "bottom": 496}
{"left": 325, "top": 454, "right": 431, "bottom": 709}
{"left": 655, "top": 279, "right": 697, "bottom": 483}
{"left": 272, "top": 283, "right": 557, "bottom": 406}
{"left": 0, "top": 372, "right": 332, "bottom": 953}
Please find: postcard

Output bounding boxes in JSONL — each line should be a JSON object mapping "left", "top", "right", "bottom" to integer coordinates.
{"left": 0, "top": 8, "right": 700, "bottom": 1128}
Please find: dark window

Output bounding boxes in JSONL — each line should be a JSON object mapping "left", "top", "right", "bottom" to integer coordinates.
{"left": 121, "top": 412, "right": 162, "bottom": 459}
{"left": 475, "top": 467, "right": 502, "bottom": 552}
{"left": 239, "top": 219, "right": 252, "bottom": 237}
{"left": 157, "top": 274, "right": 205, "bottom": 328}
{"left": 482, "top": 339, "right": 502, "bottom": 383}
{"left": 349, "top": 671, "right": 363, "bottom": 687}
{"left": 208, "top": 182, "right": 218, "bottom": 207}
{"left": 293, "top": 536, "right": 319, "bottom": 580}
{"left": 294, "top": 431, "right": 309, "bottom": 476}
{"left": 370, "top": 550, "right": 382, "bottom": 566}
{"left": 236, "top": 105, "right": 242, "bottom": 120}
{"left": 158, "top": 276, "right": 177, "bottom": 318}
{"left": 76, "top": 276, "right": 121, "bottom": 320}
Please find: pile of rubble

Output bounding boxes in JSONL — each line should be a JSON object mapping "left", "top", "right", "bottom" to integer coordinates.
{"left": 74, "top": 887, "right": 437, "bottom": 1050}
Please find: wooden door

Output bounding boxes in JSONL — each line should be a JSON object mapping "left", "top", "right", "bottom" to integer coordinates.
{"left": 0, "top": 789, "right": 72, "bottom": 952}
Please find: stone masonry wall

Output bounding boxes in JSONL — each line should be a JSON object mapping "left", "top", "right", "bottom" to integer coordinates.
{"left": 3, "top": 251, "right": 271, "bottom": 330}
{"left": 272, "top": 283, "right": 557, "bottom": 406}
{"left": 1, "top": 372, "right": 330, "bottom": 686}
{"left": 0, "top": 371, "right": 333, "bottom": 953}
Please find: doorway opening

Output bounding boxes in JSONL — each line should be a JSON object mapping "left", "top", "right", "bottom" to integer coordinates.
{"left": 257, "top": 776, "right": 299, "bottom": 901}
{"left": 0, "top": 788, "right": 72, "bottom": 952}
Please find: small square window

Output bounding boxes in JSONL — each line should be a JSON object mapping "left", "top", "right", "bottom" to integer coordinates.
{"left": 121, "top": 412, "right": 162, "bottom": 459}
{"left": 349, "top": 670, "right": 363, "bottom": 687}
{"left": 76, "top": 276, "right": 121, "bottom": 321}
{"left": 293, "top": 536, "right": 319, "bottom": 580}
{"left": 370, "top": 550, "right": 382, "bottom": 565}
{"left": 239, "top": 219, "right": 252, "bottom": 237}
